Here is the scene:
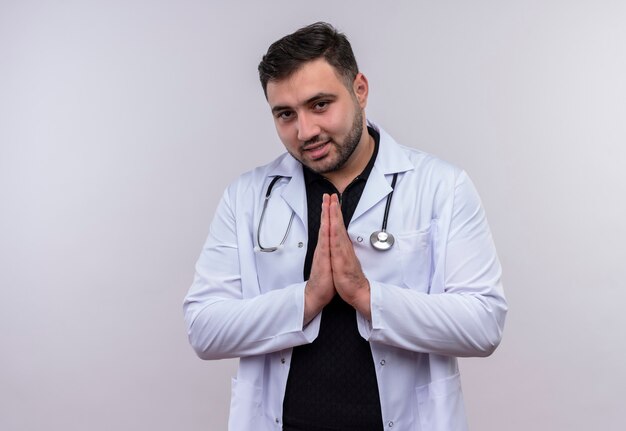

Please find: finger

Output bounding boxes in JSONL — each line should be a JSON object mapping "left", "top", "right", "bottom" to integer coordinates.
{"left": 322, "top": 193, "right": 331, "bottom": 223}
{"left": 328, "top": 193, "right": 342, "bottom": 231}
{"left": 328, "top": 194, "right": 350, "bottom": 246}
{"left": 318, "top": 193, "right": 330, "bottom": 245}
{"left": 305, "top": 194, "right": 335, "bottom": 320}
{"left": 329, "top": 193, "right": 341, "bottom": 218}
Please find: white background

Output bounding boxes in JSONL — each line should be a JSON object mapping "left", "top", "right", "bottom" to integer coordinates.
{"left": 1, "top": 1, "right": 625, "bottom": 430}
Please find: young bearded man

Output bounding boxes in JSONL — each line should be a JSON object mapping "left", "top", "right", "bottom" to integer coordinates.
{"left": 184, "top": 22, "right": 507, "bottom": 431}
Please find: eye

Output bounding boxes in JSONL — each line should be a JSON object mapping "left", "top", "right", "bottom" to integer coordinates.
{"left": 313, "top": 100, "right": 330, "bottom": 111}
{"left": 276, "top": 110, "right": 295, "bottom": 121}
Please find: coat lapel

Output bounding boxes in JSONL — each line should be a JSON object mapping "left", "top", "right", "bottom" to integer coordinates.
{"left": 351, "top": 123, "right": 415, "bottom": 222}
{"left": 267, "top": 153, "right": 307, "bottom": 228}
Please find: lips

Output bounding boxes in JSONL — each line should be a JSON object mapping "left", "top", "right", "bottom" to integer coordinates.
{"left": 303, "top": 140, "right": 331, "bottom": 160}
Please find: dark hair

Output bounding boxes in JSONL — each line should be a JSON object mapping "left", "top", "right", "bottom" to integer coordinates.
{"left": 258, "top": 22, "right": 359, "bottom": 97}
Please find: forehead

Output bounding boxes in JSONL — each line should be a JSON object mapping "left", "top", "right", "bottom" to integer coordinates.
{"left": 266, "top": 58, "right": 349, "bottom": 108}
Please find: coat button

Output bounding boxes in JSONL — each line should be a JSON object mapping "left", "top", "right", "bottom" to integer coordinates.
{"left": 388, "top": 421, "right": 394, "bottom": 427}
{"left": 298, "top": 242, "right": 304, "bottom": 248}
{"left": 380, "top": 359, "right": 386, "bottom": 366}
{"left": 356, "top": 236, "right": 363, "bottom": 243}
{"left": 275, "top": 417, "right": 280, "bottom": 424}
{"left": 280, "top": 357, "right": 286, "bottom": 364}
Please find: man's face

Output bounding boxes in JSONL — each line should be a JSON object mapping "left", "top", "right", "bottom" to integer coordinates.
{"left": 266, "top": 58, "right": 369, "bottom": 177}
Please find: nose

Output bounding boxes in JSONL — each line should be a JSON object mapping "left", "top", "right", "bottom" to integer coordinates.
{"left": 296, "top": 113, "right": 321, "bottom": 142}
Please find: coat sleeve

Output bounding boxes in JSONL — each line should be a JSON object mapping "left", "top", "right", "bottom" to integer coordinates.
{"left": 183, "top": 184, "right": 321, "bottom": 360}
{"left": 357, "top": 170, "right": 507, "bottom": 357}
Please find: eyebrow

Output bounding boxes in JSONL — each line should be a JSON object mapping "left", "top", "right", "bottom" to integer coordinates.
{"left": 271, "top": 92, "right": 337, "bottom": 115}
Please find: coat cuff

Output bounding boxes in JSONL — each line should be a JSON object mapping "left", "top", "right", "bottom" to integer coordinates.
{"left": 356, "top": 280, "right": 382, "bottom": 340}
{"left": 296, "top": 282, "right": 322, "bottom": 343}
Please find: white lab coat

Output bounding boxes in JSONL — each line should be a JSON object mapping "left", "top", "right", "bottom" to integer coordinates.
{"left": 184, "top": 122, "right": 507, "bottom": 431}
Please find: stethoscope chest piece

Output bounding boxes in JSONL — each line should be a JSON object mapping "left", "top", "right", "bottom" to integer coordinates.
{"left": 370, "top": 230, "right": 395, "bottom": 251}
{"left": 368, "top": 172, "right": 399, "bottom": 252}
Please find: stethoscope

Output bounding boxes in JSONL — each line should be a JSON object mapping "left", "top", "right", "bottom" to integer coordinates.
{"left": 257, "top": 173, "right": 398, "bottom": 252}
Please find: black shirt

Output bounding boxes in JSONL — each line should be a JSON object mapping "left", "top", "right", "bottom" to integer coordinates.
{"left": 282, "top": 127, "right": 383, "bottom": 431}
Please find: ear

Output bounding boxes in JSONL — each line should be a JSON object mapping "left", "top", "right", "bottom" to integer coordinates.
{"left": 352, "top": 72, "right": 369, "bottom": 109}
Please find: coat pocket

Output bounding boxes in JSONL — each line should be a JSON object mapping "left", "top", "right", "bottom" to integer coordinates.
{"left": 415, "top": 373, "right": 467, "bottom": 431}
{"left": 396, "top": 222, "right": 434, "bottom": 291}
{"left": 229, "top": 378, "right": 263, "bottom": 429}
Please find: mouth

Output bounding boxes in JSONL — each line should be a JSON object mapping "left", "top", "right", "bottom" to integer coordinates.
{"left": 303, "top": 140, "right": 331, "bottom": 160}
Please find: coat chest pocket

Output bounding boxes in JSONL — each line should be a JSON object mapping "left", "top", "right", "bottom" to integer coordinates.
{"left": 354, "top": 221, "right": 434, "bottom": 292}
{"left": 254, "top": 244, "right": 306, "bottom": 293}
{"left": 253, "top": 190, "right": 306, "bottom": 293}
{"left": 395, "top": 222, "right": 434, "bottom": 292}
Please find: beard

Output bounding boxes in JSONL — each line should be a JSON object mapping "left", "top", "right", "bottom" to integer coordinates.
{"left": 303, "top": 106, "right": 364, "bottom": 175}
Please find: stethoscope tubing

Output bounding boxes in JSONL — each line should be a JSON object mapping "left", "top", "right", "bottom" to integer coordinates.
{"left": 257, "top": 176, "right": 295, "bottom": 252}
{"left": 257, "top": 173, "right": 398, "bottom": 252}
{"left": 380, "top": 173, "right": 398, "bottom": 233}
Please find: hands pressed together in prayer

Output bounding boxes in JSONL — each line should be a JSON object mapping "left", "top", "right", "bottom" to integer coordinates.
{"left": 304, "top": 193, "right": 371, "bottom": 324}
